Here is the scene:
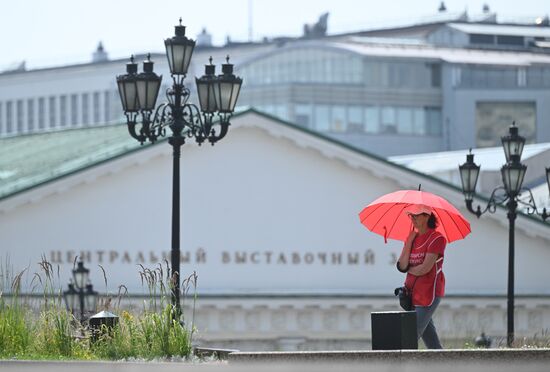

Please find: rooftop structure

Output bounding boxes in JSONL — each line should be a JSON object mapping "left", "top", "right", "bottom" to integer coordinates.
{"left": 0, "top": 6, "right": 549, "bottom": 157}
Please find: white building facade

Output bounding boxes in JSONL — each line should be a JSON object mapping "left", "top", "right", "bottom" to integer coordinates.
{"left": 1, "top": 111, "right": 550, "bottom": 350}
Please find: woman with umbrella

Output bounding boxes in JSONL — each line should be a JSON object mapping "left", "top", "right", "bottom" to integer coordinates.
{"left": 397, "top": 204, "right": 446, "bottom": 349}
{"left": 359, "top": 189, "right": 471, "bottom": 349}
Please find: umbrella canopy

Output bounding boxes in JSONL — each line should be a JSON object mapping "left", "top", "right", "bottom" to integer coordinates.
{"left": 359, "top": 190, "right": 471, "bottom": 243}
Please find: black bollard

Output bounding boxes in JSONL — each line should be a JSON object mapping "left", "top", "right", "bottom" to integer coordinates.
{"left": 474, "top": 332, "right": 492, "bottom": 348}
{"left": 89, "top": 310, "right": 119, "bottom": 341}
{"left": 371, "top": 311, "right": 418, "bottom": 350}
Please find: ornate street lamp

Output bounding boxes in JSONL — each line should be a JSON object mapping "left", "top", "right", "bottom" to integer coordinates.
{"left": 63, "top": 261, "right": 98, "bottom": 322}
{"left": 459, "top": 150, "right": 480, "bottom": 204}
{"left": 116, "top": 19, "right": 243, "bottom": 314}
{"left": 164, "top": 21, "right": 195, "bottom": 76}
{"left": 73, "top": 260, "right": 89, "bottom": 289}
{"left": 63, "top": 282, "right": 78, "bottom": 313}
{"left": 85, "top": 282, "right": 99, "bottom": 314}
{"left": 459, "top": 123, "right": 550, "bottom": 347}
{"left": 501, "top": 122, "right": 525, "bottom": 163}
{"left": 501, "top": 155, "right": 527, "bottom": 198}
{"left": 116, "top": 58, "right": 139, "bottom": 113}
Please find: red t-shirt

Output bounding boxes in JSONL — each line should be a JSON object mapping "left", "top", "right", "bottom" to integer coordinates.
{"left": 404, "top": 229, "right": 446, "bottom": 307}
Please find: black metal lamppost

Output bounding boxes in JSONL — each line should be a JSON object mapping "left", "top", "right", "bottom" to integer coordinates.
{"left": 63, "top": 261, "right": 98, "bottom": 322}
{"left": 116, "top": 19, "right": 243, "bottom": 314}
{"left": 459, "top": 123, "right": 550, "bottom": 347}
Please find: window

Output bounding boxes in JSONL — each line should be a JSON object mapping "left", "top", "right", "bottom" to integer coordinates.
{"left": 387, "top": 63, "right": 400, "bottom": 87}
{"left": 347, "top": 106, "right": 363, "bottom": 133}
{"left": 110, "top": 89, "right": 121, "bottom": 122}
{"left": 527, "top": 67, "right": 550, "bottom": 88}
{"left": 413, "top": 108, "right": 426, "bottom": 135}
{"left": 82, "top": 93, "right": 89, "bottom": 125}
{"left": 426, "top": 108, "right": 442, "bottom": 136}
{"left": 27, "top": 99, "right": 35, "bottom": 131}
{"left": 60, "top": 95, "right": 67, "bottom": 127}
{"left": 0, "top": 102, "right": 3, "bottom": 135}
{"left": 470, "top": 34, "right": 495, "bottom": 44}
{"left": 364, "top": 61, "right": 382, "bottom": 87}
{"left": 6, "top": 101, "right": 13, "bottom": 133}
{"left": 104, "top": 91, "right": 111, "bottom": 122}
{"left": 489, "top": 68, "right": 516, "bottom": 87}
{"left": 476, "top": 102, "right": 535, "bottom": 147}
{"left": 274, "top": 105, "right": 288, "bottom": 121}
{"left": 331, "top": 106, "right": 346, "bottom": 132}
{"left": 365, "top": 107, "right": 379, "bottom": 134}
{"left": 430, "top": 63, "right": 441, "bottom": 87}
{"left": 239, "top": 48, "right": 364, "bottom": 85}
{"left": 397, "top": 108, "right": 413, "bottom": 134}
{"left": 314, "top": 105, "right": 330, "bottom": 132}
{"left": 16, "top": 100, "right": 23, "bottom": 132}
{"left": 295, "top": 104, "right": 313, "bottom": 128}
{"left": 381, "top": 107, "right": 397, "bottom": 133}
{"left": 49, "top": 96, "right": 56, "bottom": 128}
{"left": 497, "top": 35, "right": 524, "bottom": 46}
{"left": 93, "top": 92, "right": 100, "bottom": 123}
{"left": 38, "top": 98, "right": 45, "bottom": 130}
{"left": 70, "top": 94, "right": 78, "bottom": 125}
{"left": 460, "top": 66, "right": 517, "bottom": 88}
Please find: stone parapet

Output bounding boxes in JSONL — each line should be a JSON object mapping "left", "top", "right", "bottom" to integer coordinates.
{"left": 228, "top": 349, "right": 550, "bottom": 363}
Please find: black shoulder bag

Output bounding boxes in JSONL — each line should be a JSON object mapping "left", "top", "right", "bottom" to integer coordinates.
{"left": 394, "top": 237, "right": 418, "bottom": 311}
{"left": 394, "top": 282, "right": 416, "bottom": 311}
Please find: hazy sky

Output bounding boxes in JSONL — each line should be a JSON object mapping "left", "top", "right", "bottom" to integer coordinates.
{"left": 0, "top": 0, "right": 548, "bottom": 69}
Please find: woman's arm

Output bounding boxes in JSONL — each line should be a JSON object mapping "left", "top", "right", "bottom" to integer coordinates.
{"left": 407, "top": 253, "right": 439, "bottom": 276}
{"left": 397, "top": 230, "right": 416, "bottom": 272}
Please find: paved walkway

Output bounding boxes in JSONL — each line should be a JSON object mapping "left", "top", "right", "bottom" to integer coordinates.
{"left": 1, "top": 359, "right": 550, "bottom": 372}
{"left": 2, "top": 349, "right": 550, "bottom": 372}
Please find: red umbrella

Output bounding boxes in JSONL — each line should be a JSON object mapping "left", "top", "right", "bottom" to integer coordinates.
{"left": 359, "top": 189, "right": 471, "bottom": 243}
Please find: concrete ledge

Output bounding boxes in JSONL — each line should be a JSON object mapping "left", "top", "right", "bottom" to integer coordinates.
{"left": 228, "top": 349, "right": 550, "bottom": 363}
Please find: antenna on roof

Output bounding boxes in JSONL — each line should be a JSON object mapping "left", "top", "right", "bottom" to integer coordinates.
{"left": 482, "top": 3, "right": 490, "bottom": 13}
{"left": 438, "top": 1, "right": 447, "bottom": 12}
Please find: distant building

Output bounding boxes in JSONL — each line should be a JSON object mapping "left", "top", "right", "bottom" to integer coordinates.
{"left": 1, "top": 7, "right": 550, "bottom": 157}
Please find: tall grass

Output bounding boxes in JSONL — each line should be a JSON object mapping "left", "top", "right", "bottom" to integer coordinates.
{"left": 92, "top": 262, "right": 195, "bottom": 359}
{"left": 0, "top": 269, "right": 31, "bottom": 357}
{"left": 0, "top": 258, "right": 198, "bottom": 360}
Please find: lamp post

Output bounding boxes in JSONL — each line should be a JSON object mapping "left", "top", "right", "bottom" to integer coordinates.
{"left": 116, "top": 19, "right": 242, "bottom": 315}
{"left": 458, "top": 123, "right": 550, "bottom": 347}
{"left": 63, "top": 261, "right": 98, "bottom": 322}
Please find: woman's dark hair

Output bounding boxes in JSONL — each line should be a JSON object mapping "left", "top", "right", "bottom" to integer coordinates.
{"left": 427, "top": 213, "right": 438, "bottom": 229}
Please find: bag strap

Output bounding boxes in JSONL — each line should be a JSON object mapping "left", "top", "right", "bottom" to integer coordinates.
{"left": 435, "top": 256, "right": 443, "bottom": 274}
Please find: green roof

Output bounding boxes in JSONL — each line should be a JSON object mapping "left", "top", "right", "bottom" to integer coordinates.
{"left": 0, "top": 124, "right": 153, "bottom": 199}
{"left": 0, "top": 108, "right": 494, "bottom": 202}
